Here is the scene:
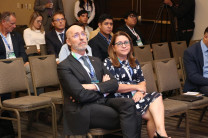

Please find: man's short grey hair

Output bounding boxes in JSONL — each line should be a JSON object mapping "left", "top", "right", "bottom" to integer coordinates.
{"left": 0, "top": 11, "right": 16, "bottom": 23}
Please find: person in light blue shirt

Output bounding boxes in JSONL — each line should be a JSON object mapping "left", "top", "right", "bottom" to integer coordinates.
{"left": 183, "top": 27, "right": 208, "bottom": 96}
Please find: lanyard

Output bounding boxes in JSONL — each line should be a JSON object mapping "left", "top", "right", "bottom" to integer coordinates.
{"left": 0, "top": 33, "right": 11, "bottom": 50}
{"left": 118, "top": 58, "right": 133, "bottom": 81}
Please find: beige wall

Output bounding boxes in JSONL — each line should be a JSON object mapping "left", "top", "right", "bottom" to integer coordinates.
{"left": 0, "top": 0, "right": 76, "bottom": 26}
{"left": 0, "top": 0, "right": 35, "bottom": 25}
{"left": 192, "top": 0, "right": 208, "bottom": 40}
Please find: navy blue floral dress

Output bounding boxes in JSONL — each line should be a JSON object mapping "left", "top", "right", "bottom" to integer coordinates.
{"left": 104, "top": 58, "right": 161, "bottom": 115}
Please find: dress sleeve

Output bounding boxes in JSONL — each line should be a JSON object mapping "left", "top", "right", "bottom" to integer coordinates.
{"left": 135, "top": 60, "right": 145, "bottom": 83}
{"left": 103, "top": 58, "right": 116, "bottom": 76}
{"left": 87, "top": 2, "right": 95, "bottom": 24}
{"left": 74, "top": 1, "right": 80, "bottom": 21}
{"left": 23, "top": 28, "right": 31, "bottom": 46}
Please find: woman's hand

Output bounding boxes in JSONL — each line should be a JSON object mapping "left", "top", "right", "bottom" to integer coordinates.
{"left": 132, "top": 91, "right": 144, "bottom": 103}
{"left": 102, "top": 74, "right": 110, "bottom": 82}
{"left": 136, "top": 82, "right": 146, "bottom": 93}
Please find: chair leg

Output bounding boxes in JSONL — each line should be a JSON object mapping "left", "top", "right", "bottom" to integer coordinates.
{"left": 27, "top": 111, "right": 35, "bottom": 131}
{"left": 177, "top": 113, "right": 185, "bottom": 128}
{"left": 57, "top": 105, "right": 63, "bottom": 125}
{"left": 13, "top": 109, "right": 21, "bottom": 138}
{"left": 199, "top": 106, "right": 207, "bottom": 122}
{"left": 51, "top": 103, "right": 57, "bottom": 138}
{"left": 185, "top": 111, "right": 190, "bottom": 138}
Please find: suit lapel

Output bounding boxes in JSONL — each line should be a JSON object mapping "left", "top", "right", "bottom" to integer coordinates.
{"left": 0, "top": 36, "right": 6, "bottom": 57}
{"left": 198, "top": 43, "right": 204, "bottom": 68}
{"left": 52, "top": 30, "right": 62, "bottom": 46}
{"left": 10, "top": 32, "right": 18, "bottom": 55}
{"left": 68, "top": 55, "right": 91, "bottom": 83}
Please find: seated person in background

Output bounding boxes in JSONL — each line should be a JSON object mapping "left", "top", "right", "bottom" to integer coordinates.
{"left": 77, "top": 10, "right": 93, "bottom": 40}
{"left": 104, "top": 31, "right": 169, "bottom": 138}
{"left": 58, "top": 25, "right": 141, "bottom": 137}
{"left": 45, "top": 11, "right": 67, "bottom": 58}
{"left": 0, "top": 11, "right": 29, "bottom": 96}
{"left": 74, "top": 0, "right": 95, "bottom": 25}
{"left": 23, "top": 12, "right": 45, "bottom": 53}
{"left": 183, "top": 27, "right": 208, "bottom": 96}
{"left": 117, "top": 11, "right": 145, "bottom": 46}
{"left": 0, "top": 11, "right": 28, "bottom": 62}
{"left": 59, "top": 22, "right": 92, "bottom": 63}
{"left": 88, "top": 14, "right": 113, "bottom": 61}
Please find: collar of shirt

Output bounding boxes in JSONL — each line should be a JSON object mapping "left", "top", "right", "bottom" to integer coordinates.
{"left": 126, "top": 24, "right": 139, "bottom": 37}
{"left": 1, "top": 33, "right": 14, "bottom": 52}
{"left": 98, "top": 32, "right": 112, "bottom": 45}
{"left": 71, "top": 51, "right": 87, "bottom": 61}
{"left": 55, "top": 29, "right": 65, "bottom": 42}
{"left": 201, "top": 40, "right": 208, "bottom": 54}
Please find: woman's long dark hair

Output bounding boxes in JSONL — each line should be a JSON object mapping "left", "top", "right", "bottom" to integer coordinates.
{"left": 79, "top": 0, "right": 93, "bottom": 11}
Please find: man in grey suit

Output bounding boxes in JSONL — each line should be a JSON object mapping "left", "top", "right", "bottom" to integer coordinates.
{"left": 34, "top": 0, "right": 64, "bottom": 32}
{"left": 183, "top": 27, "right": 208, "bottom": 96}
{"left": 57, "top": 25, "right": 141, "bottom": 137}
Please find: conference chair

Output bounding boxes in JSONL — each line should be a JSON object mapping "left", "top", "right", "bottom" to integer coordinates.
{"left": 25, "top": 45, "right": 39, "bottom": 56}
{"left": 171, "top": 41, "right": 187, "bottom": 64}
{"left": 0, "top": 58, "right": 56, "bottom": 138}
{"left": 141, "top": 61, "right": 190, "bottom": 138}
{"left": 189, "top": 39, "right": 200, "bottom": 47}
{"left": 171, "top": 41, "right": 187, "bottom": 86}
{"left": 29, "top": 55, "right": 63, "bottom": 125}
{"left": 154, "top": 58, "right": 190, "bottom": 138}
{"left": 133, "top": 45, "right": 153, "bottom": 63}
{"left": 152, "top": 42, "right": 171, "bottom": 60}
{"left": 140, "top": 62, "right": 157, "bottom": 93}
{"left": 29, "top": 55, "right": 63, "bottom": 104}
{"left": 39, "top": 44, "right": 47, "bottom": 55}
{"left": 154, "top": 58, "right": 208, "bottom": 135}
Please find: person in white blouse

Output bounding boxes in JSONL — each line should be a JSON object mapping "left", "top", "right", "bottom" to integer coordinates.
{"left": 74, "top": 0, "right": 95, "bottom": 25}
{"left": 23, "top": 12, "right": 45, "bottom": 53}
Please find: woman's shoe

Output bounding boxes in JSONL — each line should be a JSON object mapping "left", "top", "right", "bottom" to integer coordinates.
{"left": 156, "top": 132, "right": 170, "bottom": 138}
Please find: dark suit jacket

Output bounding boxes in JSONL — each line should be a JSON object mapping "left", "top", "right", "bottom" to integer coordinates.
{"left": 45, "top": 29, "right": 66, "bottom": 57}
{"left": 34, "top": 0, "right": 63, "bottom": 27}
{"left": 0, "top": 32, "right": 28, "bottom": 62}
{"left": 57, "top": 55, "right": 118, "bottom": 135}
{"left": 88, "top": 33, "right": 109, "bottom": 62}
{"left": 117, "top": 24, "right": 145, "bottom": 46}
{"left": 183, "top": 41, "right": 208, "bottom": 92}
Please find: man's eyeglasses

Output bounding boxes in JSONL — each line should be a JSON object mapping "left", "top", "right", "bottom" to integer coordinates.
{"left": 128, "top": 14, "right": 137, "bottom": 18}
{"left": 53, "top": 18, "right": 65, "bottom": 22}
{"left": 115, "top": 41, "right": 130, "bottom": 47}
{"left": 72, "top": 32, "right": 86, "bottom": 39}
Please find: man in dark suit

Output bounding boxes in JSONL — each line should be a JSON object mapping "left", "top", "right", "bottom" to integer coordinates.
{"left": 34, "top": 0, "right": 64, "bottom": 32}
{"left": 58, "top": 25, "right": 141, "bottom": 137}
{"left": 117, "top": 11, "right": 145, "bottom": 46}
{"left": 183, "top": 27, "right": 208, "bottom": 96}
{"left": 88, "top": 14, "right": 113, "bottom": 62}
{"left": 45, "top": 11, "right": 67, "bottom": 59}
{"left": 0, "top": 11, "right": 27, "bottom": 63}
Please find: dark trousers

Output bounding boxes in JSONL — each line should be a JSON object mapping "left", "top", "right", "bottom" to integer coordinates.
{"left": 89, "top": 98, "right": 142, "bottom": 138}
{"left": 177, "top": 30, "right": 194, "bottom": 46}
{"left": 200, "top": 86, "right": 208, "bottom": 96}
